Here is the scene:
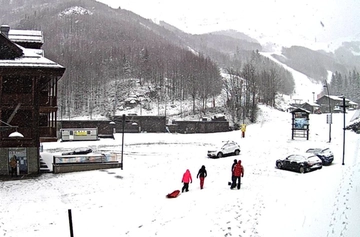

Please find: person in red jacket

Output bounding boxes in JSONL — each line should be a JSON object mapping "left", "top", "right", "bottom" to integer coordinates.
{"left": 230, "top": 160, "right": 244, "bottom": 190}
{"left": 181, "top": 169, "right": 192, "bottom": 192}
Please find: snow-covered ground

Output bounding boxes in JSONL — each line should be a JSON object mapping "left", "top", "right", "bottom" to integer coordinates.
{"left": 1, "top": 105, "right": 359, "bottom": 237}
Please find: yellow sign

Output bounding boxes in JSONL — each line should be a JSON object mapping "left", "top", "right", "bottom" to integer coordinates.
{"left": 241, "top": 124, "right": 246, "bottom": 132}
{"left": 75, "top": 131, "right": 87, "bottom": 136}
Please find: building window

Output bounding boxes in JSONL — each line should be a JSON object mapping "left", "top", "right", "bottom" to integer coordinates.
{"left": 2, "top": 109, "right": 32, "bottom": 127}
{"left": 2, "top": 76, "right": 32, "bottom": 94}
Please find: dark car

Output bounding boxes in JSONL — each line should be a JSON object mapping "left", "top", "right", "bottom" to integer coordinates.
{"left": 306, "top": 148, "right": 334, "bottom": 165}
{"left": 276, "top": 153, "right": 323, "bottom": 173}
{"left": 314, "top": 109, "right": 322, "bottom": 114}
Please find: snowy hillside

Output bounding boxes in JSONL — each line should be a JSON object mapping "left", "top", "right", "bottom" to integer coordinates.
{"left": 103, "top": 56, "right": 325, "bottom": 122}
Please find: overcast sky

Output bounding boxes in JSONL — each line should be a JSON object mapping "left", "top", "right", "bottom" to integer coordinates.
{"left": 97, "top": 0, "right": 359, "bottom": 49}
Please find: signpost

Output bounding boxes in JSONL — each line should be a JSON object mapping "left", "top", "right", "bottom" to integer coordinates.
{"left": 121, "top": 114, "right": 125, "bottom": 170}
{"left": 324, "top": 81, "right": 332, "bottom": 143}
{"left": 340, "top": 96, "right": 348, "bottom": 165}
{"left": 241, "top": 124, "right": 246, "bottom": 138}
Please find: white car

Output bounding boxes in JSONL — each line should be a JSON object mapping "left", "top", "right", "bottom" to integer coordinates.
{"left": 207, "top": 140, "right": 241, "bottom": 158}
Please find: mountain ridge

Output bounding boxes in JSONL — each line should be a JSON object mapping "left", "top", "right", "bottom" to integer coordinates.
{"left": 0, "top": 0, "right": 359, "bottom": 120}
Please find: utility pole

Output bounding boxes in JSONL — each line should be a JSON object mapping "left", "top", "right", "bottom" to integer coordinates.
{"left": 340, "top": 96, "right": 348, "bottom": 165}
{"left": 324, "top": 81, "right": 332, "bottom": 143}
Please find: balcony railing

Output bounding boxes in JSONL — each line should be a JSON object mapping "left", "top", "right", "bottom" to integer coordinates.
{"left": 1, "top": 94, "right": 33, "bottom": 105}
{"left": 39, "top": 127, "right": 57, "bottom": 137}
{"left": 1, "top": 94, "right": 57, "bottom": 107}
{"left": 39, "top": 95, "right": 57, "bottom": 106}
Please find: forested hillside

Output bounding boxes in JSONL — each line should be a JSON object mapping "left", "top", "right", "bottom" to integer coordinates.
{"left": 0, "top": 0, "right": 315, "bottom": 124}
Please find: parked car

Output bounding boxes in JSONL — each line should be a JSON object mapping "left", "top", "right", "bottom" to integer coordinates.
{"left": 333, "top": 106, "right": 342, "bottom": 113}
{"left": 207, "top": 140, "right": 241, "bottom": 158}
{"left": 314, "top": 109, "right": 322, "bottom": 114}
{"left": 276, "top": 153, "right": 323, "bottom": 173}
{"left": 306, "top": 148, "right": 334, "bottom": 165}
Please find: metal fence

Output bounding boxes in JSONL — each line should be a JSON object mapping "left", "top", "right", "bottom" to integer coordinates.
{"left": 53, "top": 153, "right": 121, "bottom": 164}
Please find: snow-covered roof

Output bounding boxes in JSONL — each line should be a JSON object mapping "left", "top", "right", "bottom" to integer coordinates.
{"left": 8, "top": 29, "right": 43, "bottom": 44}
{"left": 349, "top": 101, "right": 358, "bottom": 105}
{"left": 350, "top": 109, "right": 360, "bottom": 122}
{"left": 291, "top": 107, "right": 310, "bottom": 114}
{"left": 318, "top": 95, "right": 357, "bottom": 104}
{"left": 325, "top": 95, "right": 350, "bottom": 102}
{"left": 0, "top": 45, "right": 64, "bottom": 69}
{"left": 303, "top": 101, "right": 319, "bottom": 107}
{"left": 0, "top": 27, "right": 64, "bottom": 70}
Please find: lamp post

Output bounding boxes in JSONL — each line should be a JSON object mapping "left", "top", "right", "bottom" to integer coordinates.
{"left": 121, "top": 114, "right": 125, "bottom": 170}
{"left": 323, "top": 81, "right": 332, "bottom": 143}
{"left": 342, "top": 97, "right": 346, "bottom": 165}
{"left": 340, "top": 96, "right": 348, "bottom": 165}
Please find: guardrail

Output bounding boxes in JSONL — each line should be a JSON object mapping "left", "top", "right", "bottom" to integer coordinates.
{"left": 53, "top": 153, "right": 122, "bottom": 173}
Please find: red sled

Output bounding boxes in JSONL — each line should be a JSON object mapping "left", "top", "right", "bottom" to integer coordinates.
{"left": 166, "top": 190, "right": 180, "bottom": 198}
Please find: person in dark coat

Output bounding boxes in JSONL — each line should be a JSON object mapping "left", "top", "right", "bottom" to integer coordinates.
{"left": 230, "top": 160, "right": 244, "bottom": 190}
{"left": 196, "top": 165, "right": 207, "bottom": 189}
{"left": 181, "top": 169, "right": 192, "bottom": 192}
{"left": 9, "top": 156, "right": 17, "bottom": 177}
{"left": 231, "top": 159, "right": 237, "bottom": 172}
{"left": 228, "top": 159, "right": 237, "bottom": 186}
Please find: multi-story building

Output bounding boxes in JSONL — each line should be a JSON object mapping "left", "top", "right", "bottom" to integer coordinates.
{"left": 0, "top": 25, "right": 65, "bottom": 176}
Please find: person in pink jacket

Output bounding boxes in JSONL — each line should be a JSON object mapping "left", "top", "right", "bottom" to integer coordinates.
{"left": 181, "top": 169, "right": 192, "bottom": 192}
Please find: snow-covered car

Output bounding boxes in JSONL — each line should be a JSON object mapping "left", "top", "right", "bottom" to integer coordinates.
{"left": 276, "top": 153, "right": 323, "bottom": 173}
{"left": 207, "top": 140, "right": 241, "bottom": 158}
{"left": 62, "top": 147, "right": 93, "bottom": 155}
{"left": 306, "top": 148, "right": 334, "bottom": 165}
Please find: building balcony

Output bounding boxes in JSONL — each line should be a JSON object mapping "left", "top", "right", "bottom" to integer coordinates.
{"left": 0, "top": 126, "right": 58, "bottom": 146}
{"left": 0, "top": 94, "right": 57, "bottom": 107}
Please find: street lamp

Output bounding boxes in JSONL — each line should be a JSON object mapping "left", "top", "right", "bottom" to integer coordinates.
{"left": 121, "top": 114, "right": 125, "bottom": 170}
{"left": 340, "top": 96, "right": 348, "bottom": 165}
{"left": 312, "top": 92, "right": 315, "bottom": 103}
{"left": 8, "top": 131, "right": 24, "bottom": 138}
{"left": 0, "top": 119, "right": 24, "bottom": 138}
{"left": 323, "top": 81, "right": 332, "bottom": 143}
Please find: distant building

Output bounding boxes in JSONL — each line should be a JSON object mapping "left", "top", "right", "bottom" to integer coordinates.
{"left": 0, "top": 25, "right": 65, "bottom": 176}
{"left": 316, "top": 95, "right": 357, "bottom": 113}
{"left": 301, "top": 102, "right": 320, "bottom": 114}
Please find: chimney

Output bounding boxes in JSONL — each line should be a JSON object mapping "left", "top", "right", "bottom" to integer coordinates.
{"left": 1, "top": 25, "right": 10, "bottom": 38}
